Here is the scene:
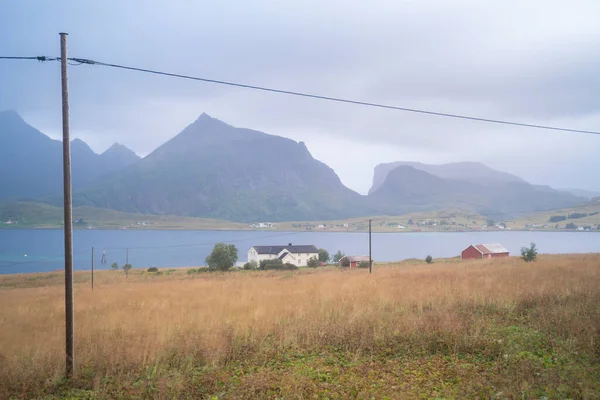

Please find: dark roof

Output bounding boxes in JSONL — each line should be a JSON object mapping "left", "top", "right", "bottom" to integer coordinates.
{"left": 252, "top": 245, "right": 318, "bottom": 255}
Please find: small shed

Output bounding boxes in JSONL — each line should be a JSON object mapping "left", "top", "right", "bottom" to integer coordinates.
{"left": 339, "top": 255, "right": 371, "bottom": 268}
{"left": 462, "top": 244, "right": 510, "bottom": 260}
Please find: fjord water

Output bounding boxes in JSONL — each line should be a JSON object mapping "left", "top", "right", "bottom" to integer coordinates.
{"left": 0, "top": 229, "right": 598, "bottom": 274}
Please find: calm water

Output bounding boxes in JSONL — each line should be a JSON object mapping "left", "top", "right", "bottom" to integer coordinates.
{"left": 0, "top": 229, "right": 598, "bottom": 274}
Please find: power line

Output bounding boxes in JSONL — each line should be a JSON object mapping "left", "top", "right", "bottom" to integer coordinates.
{"left": 68, "top": 57, "right": 600, "bottom": 136}
{"left": 2, "top": 55, "right": 599, "bottom": 135}
{"left": 0, "top": 249, "right": 89, "bottom": 270}
{"left": 99, "top": 231, "right": 301, "bottom": 251}
{"left": 0, "top": 56, "right": 57, "bottom": 61}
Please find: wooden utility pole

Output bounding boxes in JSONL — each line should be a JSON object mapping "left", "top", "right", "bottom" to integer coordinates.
{"left": 60, "top": 32, "right": 75, "bottom": 378}
{"left": 369, "top": 219, "right": 372, "bottom": 274}
{"left": 91, "top": 247, "right": 94, "bottom": 290}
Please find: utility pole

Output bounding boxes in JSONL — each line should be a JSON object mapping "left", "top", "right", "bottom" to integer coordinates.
{"left": 60, "top": 32, "right": 75, "bottom": 378}
{"left": 91, "top": 247, "right": 94, "bottom": 290}
{"left": 369, "top": 219, "right": 372, "bottom": 274}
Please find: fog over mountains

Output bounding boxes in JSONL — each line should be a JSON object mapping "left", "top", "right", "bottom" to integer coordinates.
{"left": 0, "top": 110, "right": 588, "bottom": 222}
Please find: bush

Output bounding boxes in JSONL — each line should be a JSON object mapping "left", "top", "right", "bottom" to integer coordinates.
{"left": 307, "top": 257, "right": 320, "bottom": 268}
{"left": 147, "top": 267, "right": 158, "bottom": 273}
{"left": 357, "top": 260, "right": 370, "bottom": 269}
{"left": 549, "top": 215, "right": 567, "bottom": 223}
{"left": 187, "top": 268, "right": 197, "bottom": 274}
{"left": 341, "top": 257, "right": 350, "bottom": 268}
{"left": 260, "top": 258, "right": 283, "bottom": 270}
{"left": 283, "top": 263, "right": 298, "bottom": 270}
{"left": 521, "top": 242, "right": 538, "bottom": 263}
{"left": 425, "top": 255, "right": 433, "bottom": 264}
{"left": 243, "top": 261, "right": 258, "bottom": 270}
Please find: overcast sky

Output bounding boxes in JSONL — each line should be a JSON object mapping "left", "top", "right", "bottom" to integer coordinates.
{"left": 1, "top": 0, "right": 599, "bottom": 194}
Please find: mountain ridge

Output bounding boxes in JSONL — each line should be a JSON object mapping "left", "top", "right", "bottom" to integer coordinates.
{"left": 0, "top": 110, "right": 140, "bottom": 199}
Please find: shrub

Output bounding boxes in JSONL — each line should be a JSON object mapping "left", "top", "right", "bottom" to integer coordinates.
{"left": 243, "top": 261, "right": 258, "bottom": 270}
{"left": 283, "top": 263, "right": 298, "bottom": 270}
{"left": 425, "top": 255, "right": 433, "bottom": 264}
{"left": 358, "top": 260, "right": 370, "bottom": 269}
{"left": 259, "top": 259, "right": 283, "bottom": 270}
{"left": 521, "top": 242, "right": 538, "bottom": 263}
{"left": 307, "top": 257, "right": 320, "bottom": 268}
{"left": 341, "top": 257, "right": 350, "bottom": 268}
{"left": 187, "top": 268, "right": 197, "bottom": 274}
{"left": 111, "top": 262, "right": 119, "bottom": 270}
{"left": 147, "top": 267, "right": 158, "bottom": 273}
{"left": 549, "top": 215, "right": 567, "bottom": 223}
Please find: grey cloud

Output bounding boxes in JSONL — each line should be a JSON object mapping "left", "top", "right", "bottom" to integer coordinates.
{"left": 1, "top": 0, "right": 599, "bottom": 193}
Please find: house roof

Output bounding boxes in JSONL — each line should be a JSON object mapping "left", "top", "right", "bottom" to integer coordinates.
{"left": 473, "top": 244, "right": 509, "bottom": 254}
{"left": 341, "top": 255, "right": 371, "bottom": 262}
{"left": 252, "top": 244, "right": 318, "bottom": 255}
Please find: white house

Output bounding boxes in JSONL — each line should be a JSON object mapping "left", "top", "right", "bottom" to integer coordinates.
{"left": 247, "top": 243, "right": 319, "bottom": 267}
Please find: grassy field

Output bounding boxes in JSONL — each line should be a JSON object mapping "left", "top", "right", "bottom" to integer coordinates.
{"left": 1, "top": 254, "right": 599, "bottom": 399}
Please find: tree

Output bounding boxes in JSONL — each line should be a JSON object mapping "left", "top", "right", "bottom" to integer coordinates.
{"left": 357, "top": 260, "right": 370, "bottom": 269}
{"left": 307, "top": 257, "right": 320, "bottom": 268}
{"left": 205, "top": 243, "right": 238, "bottom": 271}
{"left": 318, "top": 248, "right": 330, "bottom": 263}
{"left": 408, "top": 219, "right": 414, "bottom": 225}
{"left": 111, "top": 262, "right": 119, "bottom": 270}
{"left": 332, "top": 250, "right": 345, "bottom": 263}
{"left": 520, "top": 242, "right": 538, "bottom": 263}
{"left": 565, "top": 222, "right": 577, "bottom": 230}
{"left": 486, "top": 219, "right": 495, "bottom": 227}
{"left": 341, "top": 257, "right": 350, "bottom": 268}
{"left": 122, "top": 263, "right": 132, "bottom": 278}
{"left": 425, "top": 255, "right": 433, "bottom": 264}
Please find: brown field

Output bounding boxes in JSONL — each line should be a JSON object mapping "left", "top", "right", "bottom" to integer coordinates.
{"left": 1, "top": 254, "right": 600, "bottom": 399}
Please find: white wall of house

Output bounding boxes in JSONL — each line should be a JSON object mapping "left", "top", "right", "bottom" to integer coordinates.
{"left": 247, "top": 247, "right": 318, "bottom": 267}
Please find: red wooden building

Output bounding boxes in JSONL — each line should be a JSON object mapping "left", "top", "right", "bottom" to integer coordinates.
{"left": 461, "top": 244, "right": 509, "bottom": 260}
{"left": 339, "top": 255, "right": 371, "bottom": 268}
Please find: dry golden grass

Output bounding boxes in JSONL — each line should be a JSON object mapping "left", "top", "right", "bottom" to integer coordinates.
{"left": 1, "top": 254, "right": 600, "bottom": 398}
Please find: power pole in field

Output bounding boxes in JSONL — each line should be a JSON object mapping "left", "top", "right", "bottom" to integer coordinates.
{"left": 60, "top": 32, "right": 75, "bottom": 378}
{"left": 369, "top": 219, "right": 372, "bottom": 274}
{"left": 91, "top": 247, "right": 94, "bottom": 290}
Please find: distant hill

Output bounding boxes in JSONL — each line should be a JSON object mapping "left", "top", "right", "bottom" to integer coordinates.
{"left": 369, "top": 161, "right": 525, "bottom": 195}
{"left": 73, "top": 113, "right": 371, "bottom": 222}
{"left": 560, "top": 188, "right": 600, "bottom": 199}
{"left": 370, "top": 165, "right": 584, "bottom": 218}
{"left": 0, "top": 110, "right": 140, "bottom": 199}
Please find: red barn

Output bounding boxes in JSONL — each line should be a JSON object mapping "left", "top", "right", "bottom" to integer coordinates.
{"left": 339, "top": 255, "right": 371, "bottom": 268}
{"left": 461, "top": 244, "right": 509, "bottom": 260}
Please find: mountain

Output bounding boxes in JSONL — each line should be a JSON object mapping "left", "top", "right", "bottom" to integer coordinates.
{"left": 99, "top": 143, "right": 141, "bottom": 170}
{"left": 370, "top": 165, "right": 585, "bottom": 218}
{"left": 560, "top": 188, "right": 600, "bottom": 199}
{"left": 0, "top": 110, "right": 139, "bottom": 200}
{"left": 369, "top": 161, "right": 525, "bottom": 194}
{"left": 73, "top": 113, "right": 371, "bottom": 222}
